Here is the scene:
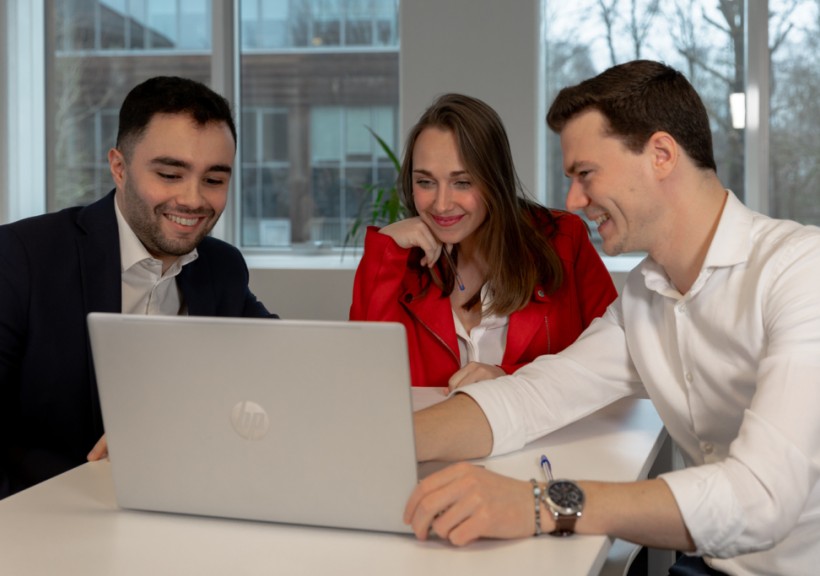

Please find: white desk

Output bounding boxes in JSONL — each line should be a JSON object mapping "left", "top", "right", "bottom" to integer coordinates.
{"left": 0, "top": 396, "right": 667, "bottom": 576}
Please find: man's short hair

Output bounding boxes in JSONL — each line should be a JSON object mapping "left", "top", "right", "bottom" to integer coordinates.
{"left": 115, "top": 76, "right": 237, "bottom": 159}
{"left": 547, "top": 60, "right": 717, "bottom": 171}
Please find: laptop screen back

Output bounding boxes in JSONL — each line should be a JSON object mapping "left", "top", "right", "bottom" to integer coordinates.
{"left": 88, "top": 313, "right": 418, "bottom": 533}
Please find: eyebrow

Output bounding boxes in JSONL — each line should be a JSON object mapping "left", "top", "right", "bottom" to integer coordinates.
{"left": 150, "top": 156, "right": 233, "bottom": 175}
{"left": 412, "top": 168, "right": 469, "bottom": 178}
{"left": 564, "top": 161, "right": 592, "bottom": 177}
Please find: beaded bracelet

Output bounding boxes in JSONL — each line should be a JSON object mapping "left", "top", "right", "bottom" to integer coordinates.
{"left": 530, "top": 479, "right": 542, "bottom": 536}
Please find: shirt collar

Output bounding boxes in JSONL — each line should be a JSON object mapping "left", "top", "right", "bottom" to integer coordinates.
{"left": 699, "top": 190, "right": 753, "bottom": 269}
{"left": 640, "top": 190, "right": 753, "bottom": 297}
{"left": 114, "top": 193, "right": 198, "bottom": 273}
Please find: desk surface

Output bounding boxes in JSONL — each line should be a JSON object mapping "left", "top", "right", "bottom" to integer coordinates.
{"left": 0, "top": 396, "right": 665, "bottom": 576}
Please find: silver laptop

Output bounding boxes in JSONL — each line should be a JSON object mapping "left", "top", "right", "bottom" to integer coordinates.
{"left": 87, "top": 312, "right": 421, "bottom": 533}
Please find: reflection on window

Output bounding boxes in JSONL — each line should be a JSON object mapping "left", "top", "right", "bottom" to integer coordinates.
{"left": 241, "top": 0, "right": 399, "bottom": 50}
{"left": 56, "top": 0, "right": 209, "bottom": 52}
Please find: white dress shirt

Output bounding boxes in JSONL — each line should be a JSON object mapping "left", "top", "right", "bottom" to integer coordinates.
{"left": 462, "top": 192, "right": 820, "bottom": 574}
{"left": 115, "top": 199, "right": 198, "bottom": 315}
{"left": 452, "top": 284, "right": 508, "bottom": 367}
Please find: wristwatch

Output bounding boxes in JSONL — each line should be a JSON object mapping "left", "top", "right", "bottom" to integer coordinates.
{"left": 543, "top": 479, "right": 585, "bottom": 536}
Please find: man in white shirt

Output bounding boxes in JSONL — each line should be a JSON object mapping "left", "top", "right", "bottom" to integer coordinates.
{"left": 0, "top": 76, "right": 276, "bottom": 498}
{"left": 404, "top": 60, "right": 820, "bottom": 575}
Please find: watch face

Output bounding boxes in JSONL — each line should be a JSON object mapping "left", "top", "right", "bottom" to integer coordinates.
{"left": 547, "top": 480, "right": 585, "bottom": 514}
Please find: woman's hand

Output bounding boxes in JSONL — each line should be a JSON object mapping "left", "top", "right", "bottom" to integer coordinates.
{"left": 379, "top": 218, "right": 443, "bottom": 268}
{"left": 448, "top": 362, "right": 506, "bottom": 392}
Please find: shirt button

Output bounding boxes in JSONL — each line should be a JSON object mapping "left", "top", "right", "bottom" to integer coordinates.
{"left": 685, "top": 372, "right": 693, "bottom": 382}
{"left": 677, "top": 303, "right": 687, "bottom": 313}
{"left": 536, "top": 289, "right": 545, "bottom": 298}
{"left": 702, "top": 442, "right": 714, "bottom": 454}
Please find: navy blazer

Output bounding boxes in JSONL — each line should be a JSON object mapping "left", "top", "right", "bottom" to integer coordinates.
{"left": 0, "top": 191, "right": 276, "bottom": 497}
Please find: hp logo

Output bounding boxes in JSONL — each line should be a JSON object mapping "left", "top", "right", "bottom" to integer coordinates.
{"left": 231, "top": 401, "right": 270, "bottom": 440}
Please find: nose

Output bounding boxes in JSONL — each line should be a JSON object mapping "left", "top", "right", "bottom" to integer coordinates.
{"left": 433, "top": 184, "right": 453, "bottom": 212}
{"left": 565, "top": 180, "right": 589, "bottom": 213}
{"left": 175, "top": 180, "right": 207, "bottom": 209}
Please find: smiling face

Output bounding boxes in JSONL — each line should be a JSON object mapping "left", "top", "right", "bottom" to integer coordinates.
{"left": 560, "top": 109, "right": 662, "bottom": 256}
{"left": 411, "top": 127, "right": 488, "bottom": 251}
{"left": 109, "top": 113, "right": 235, "bottom": 269}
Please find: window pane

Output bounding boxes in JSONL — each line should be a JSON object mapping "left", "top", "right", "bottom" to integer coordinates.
{"left": 240, "top": 0, "right": 400, "bottom": 248}
{"left": 544, "top": 0, "right": 746, "bottom": 250}
{"left": 768, "top": 0, "right": 820, "bottom": 225}
{"left": 48, "top": 1, "right": 400, "bottom": 250}
{"left": 49, "top": 0, "right": 213, "bottom": 212}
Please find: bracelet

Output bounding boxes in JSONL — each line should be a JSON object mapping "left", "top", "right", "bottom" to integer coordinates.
{"left": 530, "top": 479, "right": 542, "bottom": 536}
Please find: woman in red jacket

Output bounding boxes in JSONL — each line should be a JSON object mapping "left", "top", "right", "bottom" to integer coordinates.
{"left": 350, "top": 94, "right": 616, "bottom": 388}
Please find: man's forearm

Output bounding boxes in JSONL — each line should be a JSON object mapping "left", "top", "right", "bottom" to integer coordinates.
{"left": 574, "top": 478, "right": 695, "bottom": 551}
{"left": 414, "top": 393, "right": 493, "bottom": 461}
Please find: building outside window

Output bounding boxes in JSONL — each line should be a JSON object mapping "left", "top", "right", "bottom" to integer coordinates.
{"left": 48, "top": 0, "right": 400, "bottom": 249}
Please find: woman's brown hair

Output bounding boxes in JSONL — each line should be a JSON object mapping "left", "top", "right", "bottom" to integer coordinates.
{"left": 399, "top": 93, "right": 564, "bottom": 316}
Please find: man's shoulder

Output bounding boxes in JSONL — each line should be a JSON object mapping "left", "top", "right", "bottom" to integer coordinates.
{"left": 196, "top": 235, "right": 243, "bottom": 257}
{"left": 1, "top": 193, "right": 115, "bottom": 242}
{"left": 748, "top": 212, "right": 820, "bottom": 261}
{"left": 0, "top": 206, "right": 84, "bottom": 243}
{"left": 192, "top": 236, "right": 249, "bottom": 272}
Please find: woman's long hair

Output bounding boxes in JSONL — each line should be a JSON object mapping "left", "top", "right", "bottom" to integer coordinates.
{"left": 399, "top": 93, "right": 564, "bottom": 316}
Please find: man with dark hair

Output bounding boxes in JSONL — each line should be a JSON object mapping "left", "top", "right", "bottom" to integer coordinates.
{"left": 403, "top": 61, "right": 820, "bottom": 575}
{"left": 0, "top": 76, "right": 277, "bottom": 498}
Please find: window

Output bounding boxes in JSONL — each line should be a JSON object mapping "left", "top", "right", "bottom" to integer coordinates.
{"left": 768, "top": 1, "right": 820, "bottom": 225}
{"left": 239, "top": 0, "right": 399, "bottom": 248}
{"left": 543, "top": 0, "right": 820, "bottom": 248}
{"left": 4, "top": 1, "right": 818, "bottom": 261}
{"left": 49, "top": 0, "right": 215, "bottom": 210}
{"left": 45, "top": 0, "right": 400, "bottom": 250}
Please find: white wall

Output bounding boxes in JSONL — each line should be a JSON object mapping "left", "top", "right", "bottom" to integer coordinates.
{"left": 400, "top": 0, "right": 543, "bottom": 198}
{"left": 249, "top": 266, "right": 357, "bottom": 321}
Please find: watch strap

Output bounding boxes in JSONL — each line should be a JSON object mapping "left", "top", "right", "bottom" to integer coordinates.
{"left": 550, "top": 511, "right": 580, "bottom": 536}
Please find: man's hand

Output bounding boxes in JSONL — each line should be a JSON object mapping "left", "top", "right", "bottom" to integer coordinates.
{"left": 448, "top": 362, "right": 505, "bottom": 392}
{"left": 403, "top": 462, "right": 535, "bottom": 545}
{"left": 87, "top": 435, "right": 108, "bottom": 461}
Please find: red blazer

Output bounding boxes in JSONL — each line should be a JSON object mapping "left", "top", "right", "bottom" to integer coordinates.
{"left": 349, "top": 210, "right": 618, "bottom": 387}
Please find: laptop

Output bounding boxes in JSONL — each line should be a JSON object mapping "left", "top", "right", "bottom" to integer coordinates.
{"left": 87, "top": 312, "right": 423, "bottom": 533}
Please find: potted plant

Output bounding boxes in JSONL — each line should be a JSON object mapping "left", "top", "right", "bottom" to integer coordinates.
{"left": 343, "top": 127, "right": 405, "bottom": 256}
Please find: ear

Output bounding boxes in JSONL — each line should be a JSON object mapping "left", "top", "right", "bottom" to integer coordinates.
{"left": 108, "top": 148, "right": 126, "bottom": 188}
{"left": 646, "top": 131, "right": 678, "bottom": 180}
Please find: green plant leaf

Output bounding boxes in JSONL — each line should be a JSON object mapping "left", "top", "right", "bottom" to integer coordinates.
{"left": 341, "top": 126, "right": 405, "bottom": 259}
